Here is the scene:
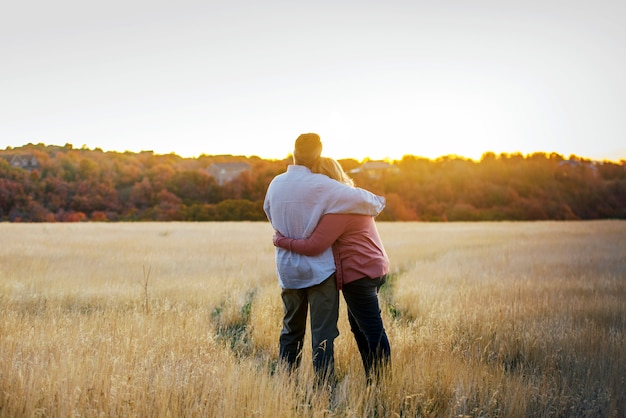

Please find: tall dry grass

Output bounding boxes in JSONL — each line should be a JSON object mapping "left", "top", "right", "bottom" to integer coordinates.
{"left": 0, "top": 221, "right": 624, "bottom": 417}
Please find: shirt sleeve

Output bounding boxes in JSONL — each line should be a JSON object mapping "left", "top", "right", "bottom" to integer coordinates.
{"left": 319, "top": 178, "right": 386, "bottom": 216}
{"left": 274, "top": 214, "right": 348, "bottom": 256}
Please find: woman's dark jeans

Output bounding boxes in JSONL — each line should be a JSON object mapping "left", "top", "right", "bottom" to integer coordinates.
{"left": 342, "top": 275, "right": 391, "bottom": 381}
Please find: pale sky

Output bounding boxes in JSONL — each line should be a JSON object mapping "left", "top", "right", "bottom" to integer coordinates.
{"left": 1, "top": 0, "right": 625, "bottom": 162}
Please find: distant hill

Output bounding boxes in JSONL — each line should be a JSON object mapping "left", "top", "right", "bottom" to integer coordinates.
{"left": 1, "top": 143, "right": 625, "bottom": 222}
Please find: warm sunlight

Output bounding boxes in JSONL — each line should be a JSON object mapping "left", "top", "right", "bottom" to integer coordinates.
{"left": 314, "top": 83, "right": 529, "bottom": 162}
{"left": 2, "top": 1, "right": 625, "bottom": 162}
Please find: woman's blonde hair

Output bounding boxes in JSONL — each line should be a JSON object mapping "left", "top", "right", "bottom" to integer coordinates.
{"left": 312, "top": 157, "right": 354, "bottom": 187}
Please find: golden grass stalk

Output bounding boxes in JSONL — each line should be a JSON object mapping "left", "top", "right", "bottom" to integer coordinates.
{"left": 1, "top": 221, "right": 624, "bottom": 417}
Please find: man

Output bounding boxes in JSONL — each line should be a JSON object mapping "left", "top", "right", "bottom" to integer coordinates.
{"left": 263, "top": 133, "right": 385, "bottom": 382}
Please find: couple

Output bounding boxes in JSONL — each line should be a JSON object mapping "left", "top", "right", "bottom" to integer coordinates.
{"left": 263, "top": 132, "right": 391, "bottom": 384}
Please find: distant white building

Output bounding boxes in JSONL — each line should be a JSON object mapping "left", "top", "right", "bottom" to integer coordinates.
{"left": 349, "top": 161, "right": 399, "bottom": 179}
{"left": 3, "top": 154, "right": 41, "bottom": 171}
{"left": 206, "top": 162, "right": 251, "bottom": 185}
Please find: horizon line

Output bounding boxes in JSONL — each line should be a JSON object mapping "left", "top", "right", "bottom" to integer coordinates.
{"left": 2, "top": 142, "right": 626, "bottom": 164}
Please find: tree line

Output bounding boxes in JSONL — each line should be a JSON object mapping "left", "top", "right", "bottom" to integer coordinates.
{"left": 1, "top": 143, "right": 625, "bottom": 222}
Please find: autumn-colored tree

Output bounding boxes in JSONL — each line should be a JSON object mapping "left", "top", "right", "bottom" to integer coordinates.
{"left": 377, "top": 193, "right": 419, "bottom": 221}
{"left": 184, "top": 203, "right": 217, "bottom": 221}
{"left": 146, "top": 164, "right": 175, "bottom": 192}
{"left": 72, "top": 179, "right": 120, "bottom": 215}
{"left": 1, "top": 143, "right": 625, "bottom": 222}
{"left": 0, "top": 179, "right": 29, "bottom": 221}
{"left": 153, "top": 189, "right": 184, "bottom": 221}
{"left": 42, "top": 177, "right": 72, "bottom": 213}
{"left": 166, "top": 170, "right": 220, "bottom": 204}
{"left": 129, "top": 177, "right": 155, "bottom": 209}
{"left": 214, "top": 199, "right": 265, "bottom": 221}
{"left": 91, "top": 211, "right": 108, "bottom": 221}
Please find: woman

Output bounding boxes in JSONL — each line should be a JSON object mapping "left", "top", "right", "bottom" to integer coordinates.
{"left": 273, "top": 157, "right": 391, "bottom": 382}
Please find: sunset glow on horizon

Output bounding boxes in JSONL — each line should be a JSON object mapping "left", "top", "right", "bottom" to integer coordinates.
{"left": 1, "top": 1, "right": 625, "bottom": 163}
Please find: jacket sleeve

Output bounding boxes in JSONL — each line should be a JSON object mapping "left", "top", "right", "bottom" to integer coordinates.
{"left": 274, "top": 214, "right": 347, "bottom": 256}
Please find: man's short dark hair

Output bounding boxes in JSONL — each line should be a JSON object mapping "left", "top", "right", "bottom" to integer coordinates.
{"left": 294, "top": 133, "right": 322, "bottom": 168}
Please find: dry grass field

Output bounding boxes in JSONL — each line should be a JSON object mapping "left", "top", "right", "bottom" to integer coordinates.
{"left": 1, "top": 221, "right": 624, "bottom": 417}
